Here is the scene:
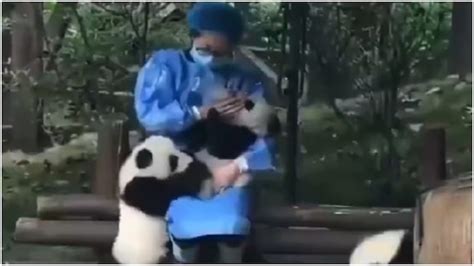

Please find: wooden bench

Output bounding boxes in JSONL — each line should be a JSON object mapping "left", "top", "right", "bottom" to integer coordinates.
{"left": 14, "top": 195, "right": 413, "bottom": 263}
{"left": 12, "top": 117, "right": 414, "bottom": 263}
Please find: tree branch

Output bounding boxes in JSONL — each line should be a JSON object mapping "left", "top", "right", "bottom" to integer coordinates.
{"left": 72, "top": 7, "right": 101, "bottom": 114}
{"left": 141, "top": 2, "right": 150, "bottom": 65}
{"left": 127, "top": 8, "right": 142, "bottom": 47}
{"left": 40, "top": 16, "right": 63, "bottom": 83}
{"left": 72, "top": 8, "right": 92, "bottom": 53}
{"left": 92, "top": 3, "right": 127, "bottom": 17}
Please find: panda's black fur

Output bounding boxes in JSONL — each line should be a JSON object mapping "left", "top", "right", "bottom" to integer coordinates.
{"left": 122, "top": 163, "right": 210, "bottom": 218}
{"left": 112, "top": 136, "right": 212, "bottom": 264}
{"left": 122, "top": 148, "right": 211, "bottom": 217}
{"left": 176, "top": 99, "right": 281, "bottom": 159}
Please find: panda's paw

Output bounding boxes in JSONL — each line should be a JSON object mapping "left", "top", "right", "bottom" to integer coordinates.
{"left": 207, "top": 108, "right": 220, "bottom": 120}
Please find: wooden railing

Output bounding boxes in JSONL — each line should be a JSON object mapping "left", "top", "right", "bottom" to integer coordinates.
{"left": 12, "top": 117, "right": 416, "bottom": 263}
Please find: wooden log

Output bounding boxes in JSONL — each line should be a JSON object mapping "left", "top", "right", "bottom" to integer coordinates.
{"left": 10, "top": 2, "right": 43, "bottom": 153}
{"left": 254, "top": 226, "right": 372, "bottom": 254}
{"left": 37, "top": 194, "right": 118, "bottom": 220}
{"left": 263, "top": 253, "right": 349, "bottom": 264}
{"left": 118, "top": 121, "right": 131, "bottom": 166}
{"left": 254, "top": 204, "right": 414, "bottom": 230}
{"left": 92, "top": 116, "right": 130, "bottom": 261}
{"left": 93, "top": 116, "right": 130, "bottom": 199}
{"left": 35, "top": 194, "right": 413, "bottom": 230}
{"left": 420, "top": 127, "right": 447, "bottom": 190}
{"left": 15, "top": 218, "right": 373, "bottom": 254}
{"left": 415, "top": 175, "right": 472, "bottom": 264}
{"left": 14, "top": 218, "right": 117, "bottom": 247}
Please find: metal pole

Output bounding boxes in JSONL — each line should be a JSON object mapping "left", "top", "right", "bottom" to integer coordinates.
{"left": 284, "top": 3, "right": 305, "bottom": 204}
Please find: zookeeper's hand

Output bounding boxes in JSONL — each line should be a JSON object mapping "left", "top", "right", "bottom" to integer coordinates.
{"left": 212, "top": 161, "right": 240, "bottom": 191}
{"left": 199, "top": 96, "right": 245, "bottom": 119}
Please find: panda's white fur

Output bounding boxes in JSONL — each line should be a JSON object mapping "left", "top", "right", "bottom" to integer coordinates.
{"left": 232, "top": 97, "right": 277, "bottom": 137}
{"left": 113, "top": 201, "right": 169, "bottom": 264}
{"left": 194, "top": 148, "right": 251, "bottom": 198}
{"left": 196, "top": 92, "right": 278, "bottom": 197}
{"left": 112, "top": 136, "right": 196, "bottom": 264}
{"left": 208, "top": 87, "right": 277, "bottom": 138}
{"left": 349, "top": 229, "right": 411, "bottom": 265}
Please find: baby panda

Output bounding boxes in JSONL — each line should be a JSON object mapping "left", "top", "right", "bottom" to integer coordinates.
{"left": 176, "top": 95, "right": 281, "bottom": 197}
{"left": 112, "top": 136, "right": 211, "bottom": 264}
{"left": 349, "top": 229, "right": 413, "bottom": 265}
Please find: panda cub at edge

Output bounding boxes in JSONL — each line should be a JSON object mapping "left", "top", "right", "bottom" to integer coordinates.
{"left": 112, "top": 136, "right": 211, "bottom": 264}
{"left": 349, "top": 229, "right": 413, "bottom": 265}
{"left": 176, "top": 97, "right": 281, "bottom": 197}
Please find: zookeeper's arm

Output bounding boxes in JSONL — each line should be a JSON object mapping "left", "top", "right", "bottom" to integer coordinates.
{"left": 134, "top": 51, "right": 197, "bottom": 134}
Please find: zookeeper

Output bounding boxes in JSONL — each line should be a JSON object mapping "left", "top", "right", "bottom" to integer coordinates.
{"left": 133, "top": 3, "right": 277, "bottom": 263}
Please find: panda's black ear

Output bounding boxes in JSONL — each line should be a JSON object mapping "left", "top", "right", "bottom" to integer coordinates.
{"left": 136, "top": 148, "right": 153, "bottom": 169}
{"left": 244, "top": 100, "right": 255, "bottom": 110}
{"left": 169, "top": 154, "right": 179, "bottom": 172}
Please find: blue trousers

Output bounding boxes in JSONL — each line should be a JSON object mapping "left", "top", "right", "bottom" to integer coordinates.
{"left": 167, "top": 187, "right": 252, "bottom": 262}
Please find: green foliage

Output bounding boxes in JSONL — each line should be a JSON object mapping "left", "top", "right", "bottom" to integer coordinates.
{"left": 4, "top": 2, "right": 190, "bottom": 121}
{"left": 247, "top": 3, "right": 283, "bottom": 49}
{"left": 57, "top": 3, "right": 189, "bottom": 89}
{"left": 300, "top": 2, "right": 454, "bottom": 202}
{"left": 307, "top": 3, "right": 451, "bottom": 101}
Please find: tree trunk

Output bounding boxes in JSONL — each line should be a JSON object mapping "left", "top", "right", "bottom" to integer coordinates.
{"left": 10, "top": 2, "right": 44, "bottom": 152}
{"left": 2, "top": 28, "right": 11, "bottom": 80}
{"left": 45, "top": 2, "right": 77, "bottom": 69}
{"left": 2, "top": 28, "right": 11, "bottom": 62}
{"left": 448, "top": 2, "right": 472, "bottom": 78}
{"left": 234, "top": 2, "right": 261, "bottom": 47}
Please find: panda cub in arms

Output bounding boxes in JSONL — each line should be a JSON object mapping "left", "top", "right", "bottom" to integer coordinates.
{"left": 112, "top": 136, "right": 211, "bottom": 264}
{"left": 176, "top": 94, "right": 281, "bottom": 197}
{"left": 349, "top": 229, "right": 413, "bottom": 265}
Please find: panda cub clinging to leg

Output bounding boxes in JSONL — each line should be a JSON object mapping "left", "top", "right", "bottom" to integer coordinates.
{"left": 112, "top": 136, "right": 211, "bottom": 264}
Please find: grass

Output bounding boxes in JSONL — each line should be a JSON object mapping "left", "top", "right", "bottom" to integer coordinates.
{"left": 2, "top": 160, "right": 97, "bottom": 263}
{"left": 259, "top": 76, "right": 472, "bottom": 207}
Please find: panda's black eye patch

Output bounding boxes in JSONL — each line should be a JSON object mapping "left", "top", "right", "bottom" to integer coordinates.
{"left": 244, "top": 100, "right": 255, "bottom": 110}
{"left": 169, "top": 154, "right": 179, "bottom": 172}
{"left": 136, "top": 148, "right": 153, "bottom": 169}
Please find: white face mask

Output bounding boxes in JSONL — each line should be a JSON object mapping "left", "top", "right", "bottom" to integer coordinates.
{"left": 190, "top": 45, "right": 214, "bottom": 65}
{"left": 190, "top": 45, "right": 233, "bottom": 68}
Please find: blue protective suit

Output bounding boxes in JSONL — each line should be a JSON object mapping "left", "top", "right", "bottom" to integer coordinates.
{"left": 134, "top": 49, "right": 276, "bottom": 239}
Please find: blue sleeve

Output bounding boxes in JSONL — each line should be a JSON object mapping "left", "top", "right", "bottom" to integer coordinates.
{"left": 134, "top": 51, "right": 195, "bottom": 134}
{"left": 243, "top": 137, "right": 277, "bottom": 171}
{"left": 241, "top": 79, "right": 277, "bottom": 172}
